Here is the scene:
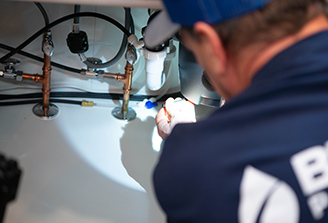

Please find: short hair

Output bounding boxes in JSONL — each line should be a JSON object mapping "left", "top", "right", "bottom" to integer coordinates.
{"left": 184, "top": 0, "right": 328, "bottom": 53}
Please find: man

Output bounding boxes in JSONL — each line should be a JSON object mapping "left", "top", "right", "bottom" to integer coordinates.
{"left": 145, "top": 0, "right": 328, "bottom": 222}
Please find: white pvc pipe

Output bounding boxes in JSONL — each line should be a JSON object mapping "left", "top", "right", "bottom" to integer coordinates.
{"left": 141, "top": 48, "right": 167, "bottom": 91}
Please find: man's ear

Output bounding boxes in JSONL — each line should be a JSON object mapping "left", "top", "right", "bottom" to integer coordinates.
{"left": 193, "top": 22, "right": 228, "bottom": 73}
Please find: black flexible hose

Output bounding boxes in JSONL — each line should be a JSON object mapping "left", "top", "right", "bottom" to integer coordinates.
{"left": 0, "top": 92, "right": 184, "bottom": 102}
{"left": 129, "top": 10, "right": 135, "bottom": 35}
{"left": 0, "top": 99, "right": 81, "bottom": 106}
{"left": 0, "top": 43, "right": 81, "bottom": 74}
{"left": 125, "top": 7, "right": 134, "bottom": 35}
{"left": 0, "top": 99, "right": 42, "bottom": 106}
{"left": 73, "top": 5, "right": 81, "bottom": 24}
{"left": 51, "top": 99, "right": 81, "bottom": 105}
{"left": 34, "top": 2, "right": 49, "bottom": 26}
{"left": 0, "top": 12, "right": 132, "bottom": 64}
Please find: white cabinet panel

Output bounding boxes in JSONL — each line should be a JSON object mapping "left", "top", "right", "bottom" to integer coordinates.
{"left": 6, "top": 0, "right": 164, "bottom": 8}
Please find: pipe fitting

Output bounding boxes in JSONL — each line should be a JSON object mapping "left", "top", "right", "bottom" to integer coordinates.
{"left": 128, "top": 34, "right": 144, "bottom": 50}
{"left": 81, "top": 100, "right": 94, "bottom": 107}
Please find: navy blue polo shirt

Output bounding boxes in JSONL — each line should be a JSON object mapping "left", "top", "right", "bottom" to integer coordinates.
{"left": 153, "top": 31, "right": 328, "bottom": 223}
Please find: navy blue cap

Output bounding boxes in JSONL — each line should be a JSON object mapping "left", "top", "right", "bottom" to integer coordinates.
{"left": 145, "top": 0, "right": 273, "bottom": 48}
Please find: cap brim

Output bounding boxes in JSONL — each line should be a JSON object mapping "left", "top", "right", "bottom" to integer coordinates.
{"left": 144, "top": 10, "right": 181, "bottom": 49}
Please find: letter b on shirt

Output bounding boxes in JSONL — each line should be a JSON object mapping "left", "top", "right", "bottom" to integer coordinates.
{"left": 291, "top": 146, "right": 328, "bottom": 196}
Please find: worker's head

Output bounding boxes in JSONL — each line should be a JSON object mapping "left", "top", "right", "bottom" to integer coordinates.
{"left": 145, "top": 0, "right": 328, "bottom": 99}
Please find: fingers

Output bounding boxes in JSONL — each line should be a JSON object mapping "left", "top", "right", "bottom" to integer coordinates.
{"left": 155, "top": 98, "right": 197, "bottom": 140}
{"left": 156, "top": 108, "right": 171, "bottom": 140}
{"left": 155, "top": 107, "right": 168, "bottom": 126}
{"left": 165, "top": 97, "right": 183, "bottom": 118}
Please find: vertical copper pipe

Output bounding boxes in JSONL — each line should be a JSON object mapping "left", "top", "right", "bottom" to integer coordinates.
{"left": 42, "top": 54, "right": 52, "bottom": 115}
{"left": 122, "top": 62, "right": 133, "bottom": 119}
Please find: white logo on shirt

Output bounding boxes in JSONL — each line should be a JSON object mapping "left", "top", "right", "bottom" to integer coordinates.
{"left": 291, "top": 141, "right": 328, "bottom": 220}
{"left": 238, "top": 142, "right": 328, "bottom": 222}
{"left": 238, "top": 166, "right": 300, "bottom": 223}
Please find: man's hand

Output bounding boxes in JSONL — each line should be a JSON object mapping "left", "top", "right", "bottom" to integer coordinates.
{"left": 156, "top": 98, "right": 196, "bottom": 140}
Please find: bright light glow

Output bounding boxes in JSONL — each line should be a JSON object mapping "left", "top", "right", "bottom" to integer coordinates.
{"left": 55, "top": 103, "right": 162, "bottom": 192}
{"left": 152, "top": 126, "right": 163, "bottom": 152}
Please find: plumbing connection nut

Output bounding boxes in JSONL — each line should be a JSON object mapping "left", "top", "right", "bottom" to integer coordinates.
{"left": 15, "top": 71, "right": 23, "bottom": 81}
{"left": 42, "top": 31, "right": 54, "bottom": 56}
{"left": 125, "top": 46, "right": 137, "bottom": 64}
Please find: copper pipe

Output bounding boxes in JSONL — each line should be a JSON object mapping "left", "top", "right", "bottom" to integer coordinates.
{"left": 103, "top": 72, "right": 124, "bottom": 81}
{"left": 21, "top": 54, "right": 52, "bottom": 116}
{"left": 103, "top": 61, "right": 134, "bottom": 119}
{"left": 42, "top": 54, "right": 52, "bottom": 114}
{"left": 121, "top": 62, "right": 133, "bottom": 119}
{"left": 22, "top": 73, "right": 43, "bottom": 82}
